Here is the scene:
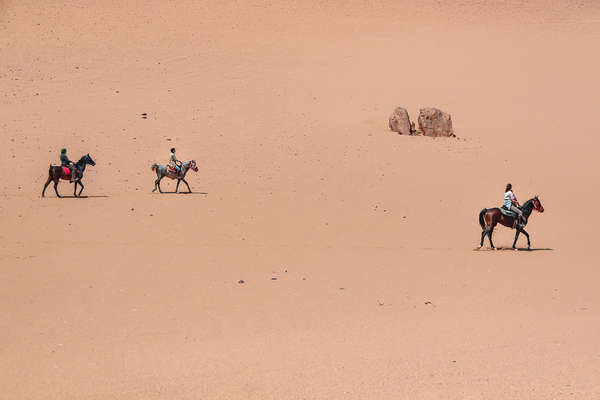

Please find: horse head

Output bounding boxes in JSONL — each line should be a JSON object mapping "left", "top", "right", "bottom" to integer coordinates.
{"left": 532, "top": 195, "right": 544, "bottom": 213}
{"left": 188, "top": 160, "right": 198, "bottom": 172}
{"left": 86, "top": 154, "right": 96, "bottom": 166}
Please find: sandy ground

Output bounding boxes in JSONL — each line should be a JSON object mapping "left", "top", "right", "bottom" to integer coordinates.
{"left": 2, "top": 1, "right": 600, "bottom": 398}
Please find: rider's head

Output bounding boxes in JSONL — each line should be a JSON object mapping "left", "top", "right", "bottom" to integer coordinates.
{"left": 61, "top": 148, "right": 67, "bottom": 154}
{"left": 505, "top": 183, "right": 512, "bottom": 192}
{"left": 170, "top": 147, "right": 176, "bottom": 153}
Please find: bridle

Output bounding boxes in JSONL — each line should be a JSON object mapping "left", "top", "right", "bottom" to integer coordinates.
{"left": 532, "top": 197, "right": 543, "bottom": 212}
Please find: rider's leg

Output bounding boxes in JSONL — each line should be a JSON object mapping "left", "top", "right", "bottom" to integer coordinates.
{"left": 511, "top": 205, "right": 523, "bottom": 226}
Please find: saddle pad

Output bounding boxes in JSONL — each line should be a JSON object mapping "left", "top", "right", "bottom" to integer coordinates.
{"left": 500, "top": 207, "right": 516, "bottom": 218}
{"left": 167, "top": 165, "right": 176, "bottom": 172}
{"left": 62, "top": 167, "right": 71, "bottom": 175}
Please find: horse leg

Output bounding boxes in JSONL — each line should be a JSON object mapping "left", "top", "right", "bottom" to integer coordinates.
{"left": 175, "top": 179, "right": 180, "bottom": 193}
{"left": 42, "top": 177, "right": 52, "bottom": 197}
{"left": 512, "top": 228, "right": 521, "bottom": 250}
{"left": 53, "top": 179, "right": 61, "bottom": 198}
{"left": 480, "top": 227, "right": 488, "bottom": 248}
{"left": 78, "top": 180, "right": 84, "bottom": 196}
{"left": 73, "top": 180, "right": 78, "bottom": 197}
{"left": 152, "top": 173, "right": 161, "bottom": 192}
{"left": 182, "top": 178, "right": 191, "bottom": 193}
{"left": 157, "top": 176, "right": 164, "bottom": 193}
{"left": 487, "top": 225, "right": 496, "bottom": 249}
{"left": 520, "top": 228, "right": 531, "bottom": 250}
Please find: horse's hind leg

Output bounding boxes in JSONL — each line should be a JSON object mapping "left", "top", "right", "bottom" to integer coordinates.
{"left": 480, "top": 228, "right": 488, "bottom": 247}
{"left": 487, "top": 225, "right": 496, "bottom": 249}
{"left": 42, "top": 177, "right": 52, "bottom": 197}
{"left": 152, "top": 173, "right": 161, "bottom": 192}
{"left": 53, "top": 179, "right": 61, "bottom": 198}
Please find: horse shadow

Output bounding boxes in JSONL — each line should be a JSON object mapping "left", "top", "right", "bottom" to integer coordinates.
{"left": 474, "top": 247, "right": 553, "bottom": 252}
{"left": 46, "top": 195, "right": 110, "bottom": 199}
{"left": 153, "top": 192, "right": 208, "bottom": 195}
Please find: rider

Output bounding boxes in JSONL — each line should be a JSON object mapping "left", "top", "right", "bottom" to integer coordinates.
{"left": 169, "top": 147, "right": 182, "bottom": 175}
{"left": 60, "top": 148, "right": 78, "bottom": 183}
{"left": 504, "top": 183, "right": 524, "bottom": 226}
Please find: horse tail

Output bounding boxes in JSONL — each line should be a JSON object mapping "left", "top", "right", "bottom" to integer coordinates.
{"left": 151, "top": 163, "right": 158, "bottom": 171}
{"left": 479, "top": 208, "right": 487, "bottom": 229}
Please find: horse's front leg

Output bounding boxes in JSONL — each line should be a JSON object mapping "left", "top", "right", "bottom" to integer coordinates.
{"left": 520, "top": 228, "right": 531, "bottom": 250}
{"left": 182, "top": 178, "right": 191, "bottom": 193}
{"left": 175, "top": 179, "right": 181, "bottom": 193}
{"left": 78, "top": 180, "right": 85, "bottom": 197}
{"left": 73, "top": 181, "right": 78, "bottom": 197}
{"left": 512, "top": 228, "right": 521, "bottom": 250}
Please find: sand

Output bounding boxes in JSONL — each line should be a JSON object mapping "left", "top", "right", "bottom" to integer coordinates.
{"left": 1, "top": 1, "right": 600, "bottom": 398}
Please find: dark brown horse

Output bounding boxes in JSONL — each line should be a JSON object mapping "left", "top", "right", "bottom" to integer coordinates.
{"left": 42, "top": 154, "right": 96, "bottom": 198}
{"left": 478, "top": 196, "right": 544, "bottom": 250}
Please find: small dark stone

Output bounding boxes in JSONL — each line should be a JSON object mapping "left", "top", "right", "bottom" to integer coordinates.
{"left": 238, "top": 280, "right": 245, "bottom": 284}
{"left": 271, "top": 277, "right": 277, "bottom": 280}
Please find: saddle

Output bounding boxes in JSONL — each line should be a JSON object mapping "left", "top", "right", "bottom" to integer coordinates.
{"left": 501, "top": 206, "right": 526, "bottom": 228}
{"left": 167, "top": 165, "right": 179, "bottom": 174}
{"left": 62, "top": 166, "right": 71, "bottom": 175}
{"left": 500, "top": 206, "right": 517, "bottom": 218}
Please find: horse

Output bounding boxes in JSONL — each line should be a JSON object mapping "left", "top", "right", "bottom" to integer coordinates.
{"left": 42, "top": 154, "right": 96, "bottom": 198}
{"left": 151, "top": 160, "right": 198, "bottom": 193}
{"left": 478, "top": 196, "right": 544, "bottom": 250}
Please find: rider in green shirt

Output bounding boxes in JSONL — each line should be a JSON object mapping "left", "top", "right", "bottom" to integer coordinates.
{"left": 169, "top": 148, "right": 181, "bottom": 175}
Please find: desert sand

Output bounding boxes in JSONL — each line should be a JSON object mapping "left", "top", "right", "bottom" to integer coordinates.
{"left": 2, "top": 1, "right": 600, "bottom": 398}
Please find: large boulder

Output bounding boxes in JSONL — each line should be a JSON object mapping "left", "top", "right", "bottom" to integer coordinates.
{"left": 418, "top": 108, "right": 454, "bottom": 137}
{"left": 388, "top": 107, "right": 413, "bottom": 135}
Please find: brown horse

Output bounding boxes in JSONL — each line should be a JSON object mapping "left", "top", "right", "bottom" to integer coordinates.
{"left": 478, "top": 196, "right": 544, "bottom": 250}
{"left": 42, "top": 154, "right": 96, "bottom": 198}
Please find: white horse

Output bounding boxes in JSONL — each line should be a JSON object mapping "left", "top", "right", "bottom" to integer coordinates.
{"left": 151, "top": 160, "right": 198, "bottom": 193}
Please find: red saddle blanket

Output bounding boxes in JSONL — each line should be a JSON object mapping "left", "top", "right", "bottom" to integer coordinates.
{"left": 62, "top": 167, "right": 71, "bottom": 175}
{"left": 167, "top": 165, "right": 177, "bottom": 173}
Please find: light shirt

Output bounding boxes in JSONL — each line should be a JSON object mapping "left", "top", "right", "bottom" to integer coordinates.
{"left": 504, "top": 190, "right": 517, "bottom": 209}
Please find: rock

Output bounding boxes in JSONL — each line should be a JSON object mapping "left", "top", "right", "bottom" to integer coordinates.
{"left": 388, "top": 107, "right": 412, "bottom": 135}
{"left": 418, "top": 108, "right": 454, "bottom": 137}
